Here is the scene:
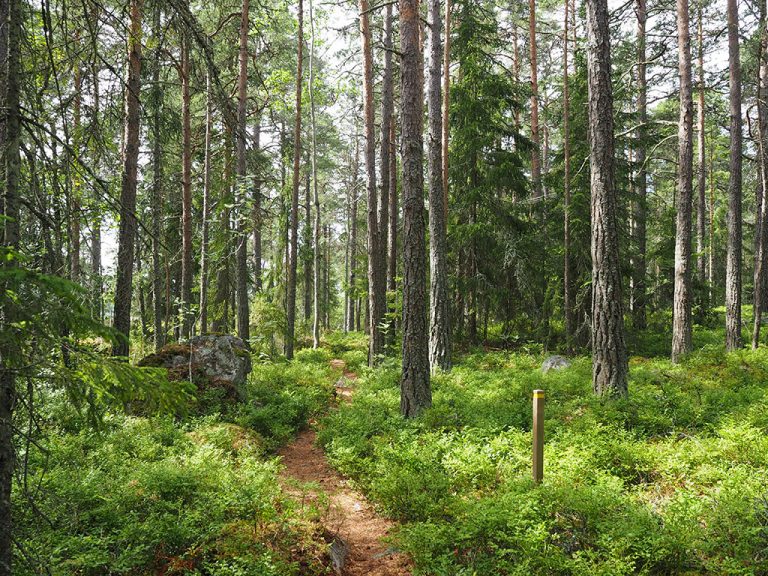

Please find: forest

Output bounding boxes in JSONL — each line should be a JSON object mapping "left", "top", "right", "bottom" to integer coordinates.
{"left": 2, "top": 0, "right": 768, "bottom": 573}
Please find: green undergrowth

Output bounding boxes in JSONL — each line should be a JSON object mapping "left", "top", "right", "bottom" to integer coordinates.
{"left": 318, "top": 345, "right": 768, "bottom": 575}
{"left": 15, "top": 355, "right": 336, "bottom": 576}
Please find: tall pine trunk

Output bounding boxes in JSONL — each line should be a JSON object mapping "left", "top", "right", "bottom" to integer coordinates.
{"left": 310, "top": 0, "right": 321, "bottom": 348}
{"left": 442, "top": 0, "right": 450, "bottom": 217}
{"left": 200, "top": 74, "right": 213, "bottom": 334}
{"left": 359, "top": 0, "right": 385, "bottom": 365}
{"left": 180, "top": 35, "right": 194, "bottom": 340}
{"left": 112, "top": 0, "right": 143, "bottom": 357}
{"left": 151, "top": 4, "right": 164, "bottom": 348}
{"left": 387, "top": 120, "right": 398, "bottom": 339}
{"left": 586, "top": 0, "right": 628, "bottom": 397}
{"left": 286, "top": 0, "right": 303, "bottom": 359}
{"left": 753, "top": 1, "right": 768, "bottom": 348}
{"left": 0, "top": 0, "right": 21, "bottom": 569}
{"left": 346, "top": 138, "right": 359, "bottom": 332}
{"left": 400, "top": 0, "right": 431, "bottom": 417}
{"left": 725, "top": 0, "right": 743, "bottom": 351}
{"left": 252, "top": 113, "right": 263, "bottom": 292}
{"left": 235, "top": 0, "right": 250, "bottom": 343}
{"left": 696, "top": 3, "right": 707, "bottom": 290}
{"left": 671, "top": 0, "right": 694, "bottom": 362}
{"left": 631, "top": 0, "right": 647, "bottom": 330}
{"left": 427, "top": 0, "right": 450, "bottom": 371}
{"left": 529, "top": 0, "right": 541, "bottom": 199}
{"left": 380, "top": 2, "right": 394, "bottom": 346}
{"left": 563, "top": 0, "right": 574, "bottom": 348}
{"left": 90, "top": 45, "right": 103, "bottom": 321}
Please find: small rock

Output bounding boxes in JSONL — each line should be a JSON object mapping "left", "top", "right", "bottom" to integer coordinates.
{"left": 541, "top": 355, "right": 571, "bottom": 373}
{"left": 328, "top": 534, "right": 348, "bottom": 575}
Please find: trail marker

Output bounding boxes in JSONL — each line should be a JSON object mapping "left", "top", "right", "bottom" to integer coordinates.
{"left": 533, "top": 389, "right": 544, "bottom": 484}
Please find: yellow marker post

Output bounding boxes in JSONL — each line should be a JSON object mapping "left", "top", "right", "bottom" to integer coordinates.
{"left": 532, "top": 389, "right": 545, "bottom": 484}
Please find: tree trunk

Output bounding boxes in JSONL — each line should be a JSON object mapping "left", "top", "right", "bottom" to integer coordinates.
{"left": 310, "top": 0, "right": 321, "bottom": 347}
{"left": 286, "top": 0, "right": 303, "bottom": 359}
{"left": 0, "top": 0, "right": 21, "bottom": 570}
{"left": 212, "top": 127, "right": 232, "bottom": 333}
{"left": 180, "top": 35, "right": 194, "bottom": 340}
{"left": 696, "top": 2, "right": 707, "bottom": 289}
{"left": 427, "top": 0, "right": 451, "bottom": 371}
{"left": 252, "top": 113, "right": 263, "bottom": 292}
{"left": 753, "top": 1, "right": 768, "bottom": 348}
{"left": 200, "top": 73, "right": 213, "bottom": 334}
{"left": 388, "top": 119, "right": 398, "bottom": 340}
{"left": 399, "top": 0, "right": 431, "bottom": 417}
{"left": 631, "top": 0, "right": 647, "bottom": 330}
{"left": 325, "top": 223, "right": 331, "bottom": 328}
{"left": 90, "top": 45, "right": 103, "bottom": 321}
{"left": 586, "top": 0, "right": 628, "bottom": 397}
{"left": 235, "top": 0, "right": 250, "bottom": 343}
{"left": 112, "top": 0, "right": 143, "bottom": 357}
{"left": 359, "top": 0, "right": 385, "bottom": 365}
{"left": 529, "top": 0, "right": 541, "bottom": 199}
{"left": 725, "top": 0, "right": 743, "bottom": 351}
{"left": 442, "top": 0, "right": 450, "bottom": 217}
{"left": 304, "top": 164, "right": 312, "bottom": 323}
{"left": 151, "top": 3, "right": 164, "bottom": 347}
{"left": 563, "top": 0, "right": 575, "bottom": 349}
{"left": 671, "top": 0, "right": 694, "bottom": 363}
{"left": 380, "top": 1, "right": 394, "bottom": 345}
{"left": 347, "top": 138, "right": 359, "bottom": 332}
{"left": 71, "top": 40, "right": 82, "bottom": 282}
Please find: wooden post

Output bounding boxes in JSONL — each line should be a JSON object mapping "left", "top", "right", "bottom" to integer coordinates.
{"left": 533, "top": 389, "right": 544, "bottom": 483}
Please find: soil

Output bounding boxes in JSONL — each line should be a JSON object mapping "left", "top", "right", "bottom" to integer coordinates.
{"left": 277, "top": 360, "right": 412, "bottom": 576}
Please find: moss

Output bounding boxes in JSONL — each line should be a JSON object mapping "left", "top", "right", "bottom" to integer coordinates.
{"left": 137, "top": 344, "right": 191, "bottom": 368}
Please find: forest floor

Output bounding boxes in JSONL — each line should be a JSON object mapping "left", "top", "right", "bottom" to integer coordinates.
{"left": 277, "top": 359, "right": 412, "bottom": 576}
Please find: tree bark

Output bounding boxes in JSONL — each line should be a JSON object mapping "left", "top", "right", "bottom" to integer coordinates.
{"left": 725, "top": 0, "right": 743, "bottom": 351}
{"left": 388, "top": 119, "right": 398, "bottom": 340}
{"left": 112, "top": 0, "right": 143, "bottom": 357}
{"left": 286, "top": 0, "right": 303, "bottom": 359}
{"left": 90, "top": 40, "right": 103, "bottom": 321}
{"left": 151, "top": 3, "right": 164, "bottom": 347}
{"left": 310, "top": 0, "right": 321, "bottom": 348}
{"left": 71, "top": 37, "right": 82, "bottom": 283}
{"left": 442, "top": 0, "right": 450, "bottom": 217}
{"left": 696, "top": 2, "right": 706, "bottom": 289}
{"left": 400, "top": 0, "right": 431, "bottom": 417}
{"left": 631, "top": 0, "right": 647, "bottom": 330}
{"left": 212, "top": 129, "right": 232, "bottom": 333}
{"left": 427, "top": 0, "right": 450, "bottom": 371}
{"left": 200, "top": 73, "right": 213, "bottom": 334}
{"left": 671, "top": 0, "right": 694, "bottom": 362}
{"left": 347, "top": 137, "right": 359, "bottom": 333}
{"left": 753, "top": 1, "right": 768, "bottom": 348}
{"left": 252, "top": 113, "right": 263, "bottom": 292}
{"left": 235, "top": 0, "right": 250, "bottom": 343}
{"left": 529, "top": 0, "right": 541, "bottom": 199}
{"left": 359, "top": 0, "right": 385, "bottom": 365}
{"left": 304, "top": 163, "right": 312, "bottom": 322}
{"left": 586, "top": 0, "right": 628, "bottom": 396}
{"left": 380, "top": 1, "right": 394, "bottom": 346}
{"left": 180, "top": 34, "right": 194, "bottom": 340}
{"left": 563, "top": 0, "right": 575, "bottom": 348}
{"left": 0, "top": 0, "right": 21, "bottom": 570}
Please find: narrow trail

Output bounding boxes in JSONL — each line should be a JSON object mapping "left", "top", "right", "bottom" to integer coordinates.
{"left": 277, "top": 360, "right": 412, "bottom": 576}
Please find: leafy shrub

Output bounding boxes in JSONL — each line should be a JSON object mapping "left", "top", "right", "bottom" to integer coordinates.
{"left": 319, "top": 347, "right": 768, "bottom": 575}
{"left": 14, "top": 416, "right": 327, "bottom": 576}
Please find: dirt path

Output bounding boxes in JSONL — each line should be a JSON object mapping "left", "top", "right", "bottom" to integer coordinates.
{"left": 277, "top": 361, "right": 412, "bottom": 576}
